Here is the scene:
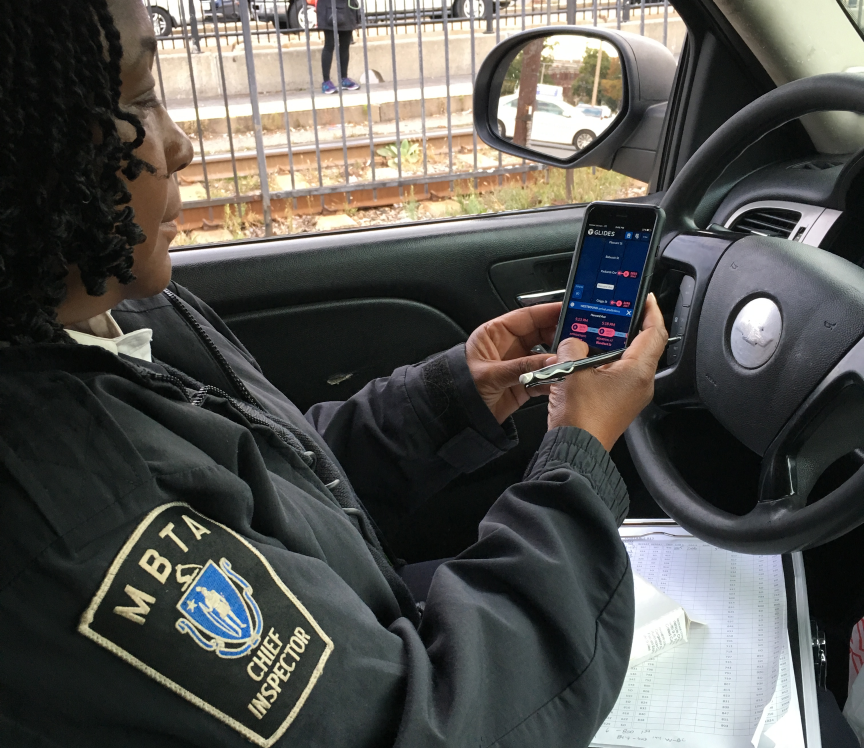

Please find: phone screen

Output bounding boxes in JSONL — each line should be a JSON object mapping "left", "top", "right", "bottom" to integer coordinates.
{"left": 558, "top": 205, "right": 659, "bottom": 354}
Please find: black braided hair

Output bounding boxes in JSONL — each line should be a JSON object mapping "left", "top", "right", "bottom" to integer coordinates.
{"left": 0, "top": 0, "right": 152, "bottom": 344}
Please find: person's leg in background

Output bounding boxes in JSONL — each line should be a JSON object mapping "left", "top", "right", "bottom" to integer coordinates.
{"left": 338, "top": 30, "right": 359, "bottom": 90}
{"left": 321, "top": 29, "right": 337, "bottom": 94}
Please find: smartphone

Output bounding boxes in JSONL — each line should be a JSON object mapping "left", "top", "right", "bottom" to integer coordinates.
{"left": 552, "top": 202, "right": 664, "bottom": 363}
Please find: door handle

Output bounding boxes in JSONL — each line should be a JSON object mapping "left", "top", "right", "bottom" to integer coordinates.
{"left": 516, "top": 289, "right": 565, "bottom": 307}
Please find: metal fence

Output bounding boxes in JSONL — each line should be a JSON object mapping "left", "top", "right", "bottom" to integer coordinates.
{"left": 145, "top": 0, "right": 680, "bottom": 236}
{"left": 152, "top": 0, "right": 674, "bottom": 48}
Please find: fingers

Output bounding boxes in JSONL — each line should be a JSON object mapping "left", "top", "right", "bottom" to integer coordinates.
{"left": 514, "top": 302, "right": 563, "bottom": 333}
{"left": 557, "top": 336, "right": 590, "bottom": 362}
{"left": 481, "top": 352, "right": 551, "bottom": 391}
{"left": 483, "top": 303, "right": 563, "bottom": 356}
{"left": 640, "top": 293, "right": 665, "bottom": 334}
{"left": 492, "top": 303, "right": 562, "bottom": 336}
{"left": 621, "top": 294, "right": 667, "bottom": 366}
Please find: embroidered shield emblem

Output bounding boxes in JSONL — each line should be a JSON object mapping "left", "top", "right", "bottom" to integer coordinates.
{"left": 78, "top": 503, "right": 333, "bottom": 747}
{"left": 176, "top": 559, "right": 263, "bottom": 658}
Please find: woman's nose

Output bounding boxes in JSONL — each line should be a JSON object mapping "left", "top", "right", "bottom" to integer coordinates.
{"left": 165, "top": 118, "right": 194, "bottom": 175}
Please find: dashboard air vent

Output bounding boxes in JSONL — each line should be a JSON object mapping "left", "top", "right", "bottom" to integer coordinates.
{"left": 730, "top": 208, "right": 801, "bottom": 239}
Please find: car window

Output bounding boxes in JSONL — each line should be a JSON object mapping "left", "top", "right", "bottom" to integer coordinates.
{"left": 712, "top": 0, "right": 864, "bottom": 153}
{"left": 536, "top": 101, "right": 564, "bottom": 115}
{"left": 143, "top": 0, "right": 683, "bottom": 244}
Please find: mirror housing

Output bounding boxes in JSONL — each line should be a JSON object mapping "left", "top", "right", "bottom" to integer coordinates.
{"left": 474, "top": 27, "right": 677, "bottom": 182}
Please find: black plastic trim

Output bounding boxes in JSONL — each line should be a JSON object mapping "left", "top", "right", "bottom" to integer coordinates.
{"left": 472, "top": 26, "right": 676, "bottom": 177}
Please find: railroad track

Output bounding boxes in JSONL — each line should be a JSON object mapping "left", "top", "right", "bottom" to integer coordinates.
{"left": 184, "top": 127, "right": 478, "bottom": 181}
{"left": 177, "top": 124, "right": 544, "bottom": 228}
{"left": 178, "top": 125, "right": 547, "bottom": 228}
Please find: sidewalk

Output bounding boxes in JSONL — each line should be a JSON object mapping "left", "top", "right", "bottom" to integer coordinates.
{"left": 169, "top": 75, "right": 475, "bottom": 135}
{"left": 157, "top": 30, "right": 498, "bottom": 102}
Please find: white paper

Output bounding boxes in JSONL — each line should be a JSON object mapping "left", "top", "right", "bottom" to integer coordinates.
{"left": 631, "top": 573, "right": 701, "bottom": 665}
{"left": 752, "top": 635, "right": 805, "bottom": 748}
{"left": 591, "top": 535, "right": 792, "bottom": 748}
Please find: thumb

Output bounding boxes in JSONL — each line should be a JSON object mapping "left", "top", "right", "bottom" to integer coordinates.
{"left": 557, "top": 337, "right": 590, "bottom": 362}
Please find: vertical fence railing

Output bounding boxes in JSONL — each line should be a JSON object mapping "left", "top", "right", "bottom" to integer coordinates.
{"left": 210, "top": 6, "right": 242, "bottom": 207}
{"left": 300, "top": 0, "right": 326, "bottom": 211}
{"left": 166, "top": 0, "right": 680, "bottom": 230}
{"left": 387, "top": 0, "right": 404, "bottom": 194}
{"left": 271, "top": 0, "right": 298, "bottom": 209}
{"left": 154, "top": 0, "right": 673, "bottom": 48}
{"left": 360, "top": 7, "right": 379, "bottom": 202}
{"left": 238, "top": 0, "right": 273, "bottom": 233}
{"left": 176, "top": 0, "right": 213, "bottom": 225}
{"left": 416, "top": 1, "right": 429, "bottom": 192}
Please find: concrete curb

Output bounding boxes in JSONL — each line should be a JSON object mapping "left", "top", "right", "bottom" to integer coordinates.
{"left": 170, "top": 81, "right": 474, "bottom": 133}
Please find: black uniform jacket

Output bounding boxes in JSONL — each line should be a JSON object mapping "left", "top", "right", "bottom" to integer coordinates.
{"left": 0, "top": 283, "right": 634, "bottom": 747}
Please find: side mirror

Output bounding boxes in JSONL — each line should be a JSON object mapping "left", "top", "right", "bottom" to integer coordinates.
{"left": 474, "top": 27, "right": 677, "bottom": 183}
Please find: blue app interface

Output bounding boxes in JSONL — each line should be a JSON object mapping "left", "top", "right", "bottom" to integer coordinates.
{"left": 561, "top": 212, "right": 654, "bottom": 352}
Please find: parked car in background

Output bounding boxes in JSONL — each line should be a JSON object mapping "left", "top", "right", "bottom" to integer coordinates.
{"left": 576, "top": 102, "right": 613, "bottom": 119}
{"left": 252, "top": 0, "right": 316, "bottom": 30}
{"left": 252, "top": 0, "right": 505, "bottom": 31}
{"left": 496, "top": 93, "right": 616, "bottom": 150}
{"left": 205, "top": 0, "right": 252, "bottom": 21}
{"left": 142, "top": 0, "right": 208, "bottom": 37}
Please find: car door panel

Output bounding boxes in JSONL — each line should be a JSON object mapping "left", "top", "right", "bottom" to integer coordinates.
{"left": 532, "top": 103, "right": 559, "bottom": 143}
{"left": 224, "top": 298, "right": 468, "bottom": 413}
{"left": 170, "top": 205, "right": 588, "bottom": 330}
{"left": 489, "top": 252, "right": 574, "bottom": 311}
{"left": 170, "top": 205, "right": 589, "bottom": 560}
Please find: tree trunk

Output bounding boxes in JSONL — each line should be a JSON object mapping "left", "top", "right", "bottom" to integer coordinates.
{"left": 514, "top": 39, "right": 544, "bottom": 147}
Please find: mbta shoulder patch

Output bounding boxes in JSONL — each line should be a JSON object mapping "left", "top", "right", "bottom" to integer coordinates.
{"left": 79, "top": 503, "right": 333, "bottom": 746}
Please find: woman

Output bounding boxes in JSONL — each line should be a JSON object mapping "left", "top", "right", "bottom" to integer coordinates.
{"left": 0, "top": 0, "right": 668, "bottom": 745}
{"left": 318, "top": 0, "right": 362, "bottom": 93}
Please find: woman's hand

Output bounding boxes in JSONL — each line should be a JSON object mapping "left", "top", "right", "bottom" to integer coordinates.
{"left": 547, "top": 294, "right": 668, "bottom": 450}
{"left": 465, "top": 303, "right": 561, "bottom": 424}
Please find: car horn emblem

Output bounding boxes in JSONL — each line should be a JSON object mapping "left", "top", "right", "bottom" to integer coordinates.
{"left": 730, "top": 298, "right": 782, "bottom": 369}
{"left": 176, "top": 558, "right": 263, "bottom": 658}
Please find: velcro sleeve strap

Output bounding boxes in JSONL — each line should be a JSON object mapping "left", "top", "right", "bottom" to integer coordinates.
{"left": 415, "top": 345, "right": 518, "bottom": 473}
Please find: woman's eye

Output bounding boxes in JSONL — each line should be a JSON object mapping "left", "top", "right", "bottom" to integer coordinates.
{"left": 134, "top": 93, "right": 161, "bottom": 111}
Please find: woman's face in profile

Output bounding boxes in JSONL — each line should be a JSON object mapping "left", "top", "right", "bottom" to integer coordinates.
{"left": 109, "top": 0, "right": 194, "bottom": 300}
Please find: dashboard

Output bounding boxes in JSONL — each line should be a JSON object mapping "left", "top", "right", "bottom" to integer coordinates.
{"left": 710, "top": 149, "right": 864, "bottom": 261}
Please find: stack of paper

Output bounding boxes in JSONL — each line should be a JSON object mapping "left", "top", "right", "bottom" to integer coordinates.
{"left": 630, "top": 572, "right": 701, "bottom": 666}
{"left": 591, "top": 534, "right": 804, "bottom": 748}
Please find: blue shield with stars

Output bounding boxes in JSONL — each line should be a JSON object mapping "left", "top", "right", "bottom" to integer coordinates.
{"left": 176, "top": 559, "right": 262, "bottom": 657}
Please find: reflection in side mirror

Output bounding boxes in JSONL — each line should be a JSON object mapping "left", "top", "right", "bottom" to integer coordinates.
{"left": 493, "top": 35, "right": 624, "bottom": 160}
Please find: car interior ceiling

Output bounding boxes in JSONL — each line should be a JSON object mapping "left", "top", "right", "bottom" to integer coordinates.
{"left": 167, "top": 0, "right": 864, "bottom": 706}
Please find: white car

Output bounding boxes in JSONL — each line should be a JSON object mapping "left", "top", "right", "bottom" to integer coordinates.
{"left": 576, "top": 102, "right": 613, "bottom": 120}
{"left": 496, "top": 94, "right": 615, "bottom": 151}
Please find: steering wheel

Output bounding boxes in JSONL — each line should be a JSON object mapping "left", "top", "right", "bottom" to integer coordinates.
{"left": 626, "top": 73, "right": 864, "bottom": 554}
